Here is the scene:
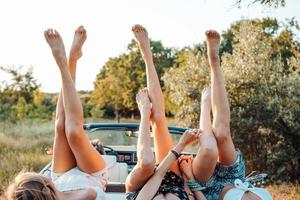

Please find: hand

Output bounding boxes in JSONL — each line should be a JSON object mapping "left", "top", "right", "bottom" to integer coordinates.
{"left": 179, "top": 155, "right": 194, "bottom": 180}
{"left": 178, "top": 129, "right": 201, "bottom": 147}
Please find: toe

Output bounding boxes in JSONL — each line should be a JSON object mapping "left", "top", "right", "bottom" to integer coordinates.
{"left": 54, "top": 30, "right": 59, "bottom": 38}
{"left": 136, "top": 93, "right": 140, "bottom": 101}
{"left": 132, "top": 24, "right": 139, "bottom": 31}
{"left": 44, "top": 31, "right": 49, "bottom": 41}
{"left": 82, "top": 27, "right": 86, "bottom": 34}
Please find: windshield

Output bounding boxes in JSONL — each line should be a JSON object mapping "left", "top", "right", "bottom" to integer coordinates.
{"left": 86, "top": 129, "right": 199, "bottom": 154}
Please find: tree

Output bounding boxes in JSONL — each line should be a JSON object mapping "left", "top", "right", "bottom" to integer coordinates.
{"left": 235, "top": 0, "right": 285, "bottom": 7}
{"left": 163, "top": 46, "right": 210, "bottom": 127}
{"left": 90, "top": 40, "right": 175, "bottom": 120}
{"left": 164, "top": 18, "right": 300, "bottom": 182}
{"left": 0, "top": 66, "right": 54, "bottom": 122}
{"left": 0, "top": 66, "right": 40, "bottom": 103}
{"left": 222, "top": 20, "right": 300, "bottom": 181}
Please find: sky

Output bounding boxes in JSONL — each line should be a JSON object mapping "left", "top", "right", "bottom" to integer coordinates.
{"left": 0, "top": 0, "right": 299, "bottom": 93}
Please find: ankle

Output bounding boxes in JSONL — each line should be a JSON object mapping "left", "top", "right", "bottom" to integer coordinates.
{"left": 208, "top": 52, "right": 219, "bottom": 61}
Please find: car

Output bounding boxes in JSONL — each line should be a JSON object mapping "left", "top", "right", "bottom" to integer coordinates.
{"left": 40, "top": 123, "right": 268, "bottom": 200}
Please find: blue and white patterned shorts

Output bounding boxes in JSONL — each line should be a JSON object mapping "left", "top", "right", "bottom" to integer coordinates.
{"left": 201, "top": 150, "right": 246, "bottom": 200}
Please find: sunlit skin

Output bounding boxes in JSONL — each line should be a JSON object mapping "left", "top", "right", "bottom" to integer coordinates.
{"left": 125, "top": 24, "right": 181, "bottom": 200}
{"left": 133, "top": 88, "right": 203, "bottom": 200}
{"left": 206, "top": 30, "right": 262, "bottom": 200}
{"left": 43, "top": 27, "right": 103, "bottom": 200}
{"left": 178, "top": 30, "right": 265, "bottom": 200}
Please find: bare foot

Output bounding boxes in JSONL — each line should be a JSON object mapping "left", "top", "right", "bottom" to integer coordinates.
{"left": 70, "top": 26, "right": 87, "bottom": 60}
{"left": 201, "top": 86, "right": 211, "bottom": 104}
{"left": 132, "top": 24, "right": 152, "bottom": 58}
{"left": 205, "top": 30, "right": 220, "bottom": 64}
{"left": 136, "top": 88, "right": 151, "bottom": 118}
{"left": 44, "top": 29, "right": 67, "bottom": 68}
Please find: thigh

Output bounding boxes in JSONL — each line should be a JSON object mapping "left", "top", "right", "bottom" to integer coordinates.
{"left": 52, "top": 130, "right": 76, "bottom": 173}
{"left": 153, "top": 194, "right": 165, "bottom": 200}
{"left": 217, "top": 139, "right": 237, "bottom": 165}
{"left": 125, "top": 164, "right": 155, "bottom": 192}
{"left": 152, "top": 119, "right": 179, "bottom": 175}
{"left": 213, "top": 126, "right": 237, "bottom": 165}
{"left": 67, "top": 128, "right": 106, "bottom": 173}
{"left": 192, "top": 132, "right": 218, "bottom": 183}
{"left": 165, "top": 193, "right": 181, "bottom": 200}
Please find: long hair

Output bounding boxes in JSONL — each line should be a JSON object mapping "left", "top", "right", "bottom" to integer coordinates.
{"left": 6, "top": 172, "right": 57, "bottom": 200}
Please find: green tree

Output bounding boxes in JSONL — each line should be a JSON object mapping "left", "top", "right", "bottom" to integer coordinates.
{"left": 0, "top": 66, "right": 54, "bottom": 122}
{"left": 90, "top": 40, "right": 175, "bottom": 120}
{"left": 222, "top": 20, "right": 300, "bottom": 181}
{"left": 0, "top": 66, "right": 40, "bottom": 103}
{"left": 163, "top": 46, "right": 210, "bottom": 127}
{"left": 164, "top": 18, "right": 300, "bottom": 182}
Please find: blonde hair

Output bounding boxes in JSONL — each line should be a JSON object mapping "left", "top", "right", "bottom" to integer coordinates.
{"left": 6, "top": 172, "right": 57, "bottom": 200}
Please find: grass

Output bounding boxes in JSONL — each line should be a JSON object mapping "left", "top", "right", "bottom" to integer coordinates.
{"left": 267, "top": 184, "right": 300, "bottom": 200}
{"left": 0, "top": 119, "right": 299, "bottom": 199}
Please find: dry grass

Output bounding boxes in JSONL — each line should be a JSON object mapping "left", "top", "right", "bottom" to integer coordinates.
{"left": 267, "top": 184, "right": 300, "bottom": 200}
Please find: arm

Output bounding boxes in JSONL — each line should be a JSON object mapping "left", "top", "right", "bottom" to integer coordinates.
{"left": 136, "top": 130, "right": 200, "bottom": 200}
{"left": 180, "top": 156, "right": 207, "bottom": 200}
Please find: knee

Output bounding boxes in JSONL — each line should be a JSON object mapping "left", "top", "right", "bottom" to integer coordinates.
{"left": 201, "top": 145, "right": 218, "bottom": 160}
{"left": 213, "top": 125, "right": 231, "bottom": 144}
{"left": 138, "top": 149, "right": 155, "bottom": 171}
{"left": 55, "top": 120, "right": 65, "bottom": 136}
{"left": 151, "top": 113, "right": 166, "bottom": 126}
{"left": 65, "top": 123, "right": 83, "bottom": 144}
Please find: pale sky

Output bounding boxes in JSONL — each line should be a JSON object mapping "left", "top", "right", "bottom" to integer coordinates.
{"left": 0, "top": 0, "right": 299, "bottom": 92}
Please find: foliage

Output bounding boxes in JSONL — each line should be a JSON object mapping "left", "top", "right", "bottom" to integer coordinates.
{"left": 163, "top": 46, "right": 210, "bottom": 127}
{"left": 90, "top": 40, "right": 175, "bottom": 120}
{"left": 235, "top": 0, "right": 285, "bottom": 7}
{"left": 164, "top": 18, "right": 300, "bottom": 182}
{"left": 222, "top": 20, "right": 300, "bottom": 182}
{"left": 0, "top": 66, "right": 57, "bottom": 122}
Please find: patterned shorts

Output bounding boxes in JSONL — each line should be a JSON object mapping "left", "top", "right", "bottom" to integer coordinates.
{"left": 125, "top": 171, "right": 188, "bottom": 200}
{"left": 201, "top": 150, "right": 246, "bottom": 200}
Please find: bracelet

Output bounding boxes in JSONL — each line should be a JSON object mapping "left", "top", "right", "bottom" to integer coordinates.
{"left": 170, "top": 150, "right": 181, "bottom": 159}
{"left": 187, "top": 179, "right": 206, "bottom": 192}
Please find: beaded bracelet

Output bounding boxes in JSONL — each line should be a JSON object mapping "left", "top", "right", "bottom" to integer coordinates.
{"left": 187, "top": 179, "right": 206, "bottom": 192}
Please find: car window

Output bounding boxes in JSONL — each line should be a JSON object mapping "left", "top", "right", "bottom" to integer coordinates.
{"left": 86, "top": 130, "right": 198, "bottom": 154}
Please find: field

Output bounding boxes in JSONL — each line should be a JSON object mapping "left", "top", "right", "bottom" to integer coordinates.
{"left": 0, "top": 120, "right": 299, "bottom": 199}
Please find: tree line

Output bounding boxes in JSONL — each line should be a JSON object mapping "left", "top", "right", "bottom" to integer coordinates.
{"left": 0, "top": 17, "right": 299, "bottom": 182}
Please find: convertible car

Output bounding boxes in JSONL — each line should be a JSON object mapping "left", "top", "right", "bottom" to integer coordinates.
{"left": 40, "top": 123, "right": 267, "bottom": 199}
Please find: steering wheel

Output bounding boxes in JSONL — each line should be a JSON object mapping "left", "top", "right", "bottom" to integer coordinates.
{"left": 103, "top": 145, "right": 119, "bottom": 160}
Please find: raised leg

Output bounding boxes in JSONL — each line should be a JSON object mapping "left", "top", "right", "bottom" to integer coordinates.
{"left": 45, "top": 28, "right": 105, "bottom": 173}
{"left": 192, "top": 86, "right": 218, "bottom": 183}
{"left": 132, "top": 24, "right": 179, "bottom": 174}
{"left": 125, "top": 89, "right": 155, "bottom": 192}
{"left": 46, "top": 27, "right": 88, "bottom": 173}
{"left": 45, "top": 29, "right": 76, "bottom": 173}
{"left": 206, "top": 30, "right": 236, "bottom": 165}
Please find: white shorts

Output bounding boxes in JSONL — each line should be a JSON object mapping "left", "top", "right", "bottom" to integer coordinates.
{"left": 52, "top": 167, "right": 109, "bottom": 200}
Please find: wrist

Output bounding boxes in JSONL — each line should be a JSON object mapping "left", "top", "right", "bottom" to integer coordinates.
{"left": 176, "top": 142, "right": 186, "bottom": 151}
